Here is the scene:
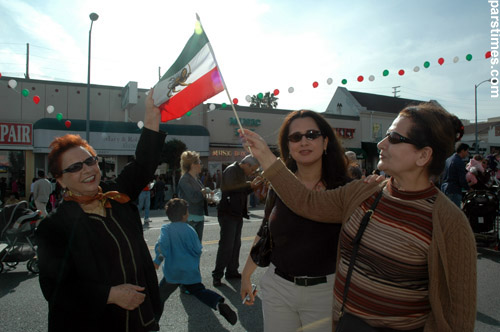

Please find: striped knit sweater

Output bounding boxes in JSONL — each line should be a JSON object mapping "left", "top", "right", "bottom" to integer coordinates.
{"left": 263, "top": 159, "right": 477, "bottom": 332}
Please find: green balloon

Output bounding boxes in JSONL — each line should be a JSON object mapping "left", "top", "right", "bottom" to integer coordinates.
{"left": 341, "top": 79, "right": 347, "bottom": 85}
{"left": 382, "top": 70, "right": 389, "bottom": 77}
{"left": 56, "top": 113, "right": 63, "bottom": 121}
{"left": 423, "top": 61, "right": 430, "bottom": 68}
{"left": 466, "top": 54, "right": 472, "bottom": 61}
{"left": 257, "top": 93, "right": 263, "bottom": 99}
{"left": 222, "top": 103, "right": 227, "bottom": 108}
{"left": 186, "top": 111, "right": 192, "bottom": 116}
{"left": 22, "top": 89, "right": 29, "bottom": 97}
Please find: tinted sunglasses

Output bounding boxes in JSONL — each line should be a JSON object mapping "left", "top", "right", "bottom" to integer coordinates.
{"left": 62, "top": 156, "right": 99, "bottom": 174}
{"left": 384, "top": 131, "right": 417, "bottom": 145}
{"left": 288, "top": 130, "right": 323, "bottom": 143}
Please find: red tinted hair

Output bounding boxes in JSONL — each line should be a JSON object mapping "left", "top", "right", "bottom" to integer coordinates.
{"left": 48, "top": 134, "right": 96, "bottom": 178}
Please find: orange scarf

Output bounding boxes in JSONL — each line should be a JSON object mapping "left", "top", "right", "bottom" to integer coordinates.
{"left": 64, "top": 186, "right": 130, "bottom": 208}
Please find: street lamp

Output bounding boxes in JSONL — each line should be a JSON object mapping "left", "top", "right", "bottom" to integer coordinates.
{"left": 474, "top": 78, "right": 491, "bottom": 154}
{"left": 86, "top": 12, "right": 99, "bottom": 142}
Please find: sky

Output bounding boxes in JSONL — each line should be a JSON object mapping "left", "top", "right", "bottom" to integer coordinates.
{"left": 0, "top": 0, "right": 498, "bottom": 123}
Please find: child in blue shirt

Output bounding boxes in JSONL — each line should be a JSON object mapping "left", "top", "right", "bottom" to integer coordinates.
{"left": 153, "top": 198, "right": 237, "bottom": 325}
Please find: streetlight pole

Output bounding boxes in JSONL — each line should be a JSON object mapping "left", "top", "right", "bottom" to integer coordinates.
{"left": 474, "top": 78, "right": 491, "bottom": 154}
{"left": 86, "top": 12, "right": 99, "bottom": 143}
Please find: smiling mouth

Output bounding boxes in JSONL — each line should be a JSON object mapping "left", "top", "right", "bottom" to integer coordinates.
{"left": 82, "top": 175, "right": 95, "bottom": 183}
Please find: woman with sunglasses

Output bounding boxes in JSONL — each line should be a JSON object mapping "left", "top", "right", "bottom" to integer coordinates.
{"left": 240, "top": 103, "right": 476, "bottom": 332}
{"left": 36, "top": 89, "right": 165, "bottom": 332}
{"left": 241, "top": 110, "right": 350, "bottom": 332}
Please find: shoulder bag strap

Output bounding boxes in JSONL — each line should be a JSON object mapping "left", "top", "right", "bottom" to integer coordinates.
{"left": 339, "top": 188, "right": 384, "bottom": 318}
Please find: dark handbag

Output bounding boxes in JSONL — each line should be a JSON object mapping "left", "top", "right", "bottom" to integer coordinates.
{"left": 335, "top": 189, "right": 384, "bottom": 332}
{"left": 250, "top": 189, "right": 276, "bottom": 267}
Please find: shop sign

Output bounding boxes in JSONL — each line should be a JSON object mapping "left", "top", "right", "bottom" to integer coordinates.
{"left": 0, "top": 122, "right": 32, "bottom": 145}
{"left": 211, "top": 149, "right": 248, "bottom": 157}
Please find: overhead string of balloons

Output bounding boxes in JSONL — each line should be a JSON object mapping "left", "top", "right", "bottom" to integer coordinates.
{"left": 1, "top": 50, "right": 492, "bottom": 129}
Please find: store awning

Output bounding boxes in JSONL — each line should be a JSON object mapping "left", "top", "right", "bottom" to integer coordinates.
{"left": 33, "top": 118, "right": 210, "bottom": 155}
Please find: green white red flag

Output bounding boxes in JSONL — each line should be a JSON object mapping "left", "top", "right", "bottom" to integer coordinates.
{"left": 153, "top": 19, "right": 223, "bottom": 122}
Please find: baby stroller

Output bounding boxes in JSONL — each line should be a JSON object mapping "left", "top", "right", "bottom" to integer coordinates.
{"left": 0, "top": 200, "right": 43, "bottom": 273}
{"left": 462, "top": 190, "right": 499, "bottom": 249}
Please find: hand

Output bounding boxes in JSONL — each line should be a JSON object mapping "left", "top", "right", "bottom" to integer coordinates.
{"left": 107, "top": 284, "right": 146, "bottom": 310}
{"left": 240, "top": 278, "right": 257, "bottom": 306}
{"left": 250, "top": 176, "right": 264, "bottom": 189}
{"left": 238, "top": 129, "right": 277, "bottom": 171}
{"left": 363, "top": 174, "right": 385, "bottom": 184}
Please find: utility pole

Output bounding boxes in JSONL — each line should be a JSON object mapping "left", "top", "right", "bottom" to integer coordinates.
{"left": 25, "top": 43, "right": 30, "bottom": 79}
{"left": 392, "top": 86, "right": 400, "bottom": 98}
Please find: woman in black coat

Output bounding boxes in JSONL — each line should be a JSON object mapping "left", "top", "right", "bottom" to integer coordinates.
{"left": 36, "top": 90, "right": 165, "bottom": 332}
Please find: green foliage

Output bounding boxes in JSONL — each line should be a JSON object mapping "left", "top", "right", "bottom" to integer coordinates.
{"left": 249, "top": 91, "right": 278, "bottom": 109}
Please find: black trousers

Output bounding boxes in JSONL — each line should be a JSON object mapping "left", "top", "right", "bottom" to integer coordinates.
{"left": 212, "top": 214, "right": 243, "bottom": 280}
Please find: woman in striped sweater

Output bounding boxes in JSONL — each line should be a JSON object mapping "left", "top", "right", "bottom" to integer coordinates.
{"left": 240, "top": 103, "right": 476, "bottom": 332}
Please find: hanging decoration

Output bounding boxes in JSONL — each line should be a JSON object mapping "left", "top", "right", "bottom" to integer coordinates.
{"left": 312, "top": 81, "right": 319, "bottom": 88}
{"left": 22, "top": 89, "right": 29, "bottom": 97}
{"left": 46, "top": 105, "right": 55, "bottom": 114}
{"left": 288, "top": 87, "right": 294, "bottom": 93}
{"left": 423, "top": 61, "right": 430, "bottom": 68}
{"left": 341, "top": 79, "right": 347, "bottom": 85}
{"left": 137, "top": 121, "right": 144, "bottom": 129}
{"left": 65, "top": 120, "right": 71, "bottom": 128}
{"left": 33, "top": 95, "right": 40, "bottom": 104}
{"left": 233, "top": 98, "right": 238, "bottom": 104}
{"left": 273, "top": 89, "right": 280, "bottom": 96}
{"left": 327, "top": 78, "right": 333, "bottom": 85}
{"left": 382, "top": 70, "right": 389, "bottom": 77}
{"left": 438, "top": 57, "right": 445, "bottom": 65}
{"left": 398, "top": 69, "right": 405, "bottom": 76}
{"left": 56, "top": 113, "right": 63, "bottom": 121}
{"left": 357, "top": 75, "right": 364, "bottom": 82}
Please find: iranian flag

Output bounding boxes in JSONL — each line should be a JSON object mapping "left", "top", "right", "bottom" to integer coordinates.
{"left": 153, "top": 19, "right": 224, "bottom": 122}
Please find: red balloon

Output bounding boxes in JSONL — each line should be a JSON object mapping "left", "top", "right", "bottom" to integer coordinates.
{"left": 438, "top": 57, "right": 444, "bottom": 65}
{"left": 0, "top": 72, "right": 2, "bottom": 78}
{"left": 312, "top": 81, "right": 319, "bottom": 88}
{"left": 65, "top": 120, "right": 71, "bottom": 128}
{"left": 485, "top": 51, "right": 492, "bottom": 59}
{"left": 273, "top": 89, "right": 280, "bottom": 96}
{"left": 357, "top": 75, "right": 364, "bottom": 82}
{"left": 33, "top": 95, "right": 40, "bottom": 104}
{"left": 233, "top": 98, "right": 238, "bottom": 105}
{"left": 398, "top": 69, "right": 405, "bottom": 76}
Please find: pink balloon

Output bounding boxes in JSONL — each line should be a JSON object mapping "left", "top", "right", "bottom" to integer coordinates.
{"left": 33, "top": 95, "right": 40, "bottom": 104}
{"left": 65, "top": 120, "right": 71, "bottom": 128}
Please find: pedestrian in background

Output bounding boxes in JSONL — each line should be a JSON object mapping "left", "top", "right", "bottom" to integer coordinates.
{"left": 212, "top": 155, "right": 261, "bottom": 287}
{"left": 153, "top": 198, "right": 237, "bottom": 325}
{"left": 441, "top": 142, "right": 470, "bottom": 207}
{"left": 33, "top": 170, "right": 52, "bottom": 217}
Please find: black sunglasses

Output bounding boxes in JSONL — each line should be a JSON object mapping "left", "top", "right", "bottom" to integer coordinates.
{"left": 384, "top": 131, "right": 416, "bottom": 145}
{"left": 62, "top": 156, "right": 99, "bottom": 174}
{"left": 288, "top": 130, "right": 323, "bottom": 143}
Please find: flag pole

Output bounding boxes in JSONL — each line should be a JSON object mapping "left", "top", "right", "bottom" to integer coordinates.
{"left": 196, "top": 14, "right": 253, "bottom": 156}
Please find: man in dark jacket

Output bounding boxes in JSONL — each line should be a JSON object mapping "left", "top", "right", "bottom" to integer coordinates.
{"left": 441, "top": 142, "right": 470, "bottom": 207}
{"left": 212, "top": 155, "right": 260, "bottom": 286}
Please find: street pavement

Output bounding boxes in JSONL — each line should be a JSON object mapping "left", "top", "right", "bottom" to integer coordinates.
{"left": 1, "top": 204, "right": 500, "bottom": 331}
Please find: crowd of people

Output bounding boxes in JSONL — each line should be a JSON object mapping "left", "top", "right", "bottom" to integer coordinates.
{"left": 4, "top": 92, "right": 495, "bottom": 332}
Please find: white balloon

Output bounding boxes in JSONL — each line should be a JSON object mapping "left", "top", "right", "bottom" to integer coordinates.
{"left": 8, "top": 79, "right": 17, "bottom": 89}
{"left": 46, "top": 105, "right": 55, "bottom": 114}
{"left": 326, "top": 78, "right": 333, "bottom": 85}
{"left": 453, "top": 56, "right": 459, "bottom": 63}
{"left": 368, "top": 75, "right": 375, "bottom": 81}
{"left": 288, "top": 87, "right": 294, "bottom": 93}
{"left": 245, "top": 95, "right": 252, "bottom": 102}
{"left": 413, "top": 66, "right": 420, "bottom": 72}
{"left": 209, "top": 104, "right": 216, "bottom": 111}
{"left": 137, "top": 121, "right": 144, "bottom": 129}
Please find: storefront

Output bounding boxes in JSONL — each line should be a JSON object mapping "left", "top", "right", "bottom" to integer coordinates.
{"left": 0, "top": 122, "right": 34, "bottom": 203}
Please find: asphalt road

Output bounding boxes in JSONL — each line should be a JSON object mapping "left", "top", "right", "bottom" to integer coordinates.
{"left": 1, "top": 205, "right": 500, "bottom": 331}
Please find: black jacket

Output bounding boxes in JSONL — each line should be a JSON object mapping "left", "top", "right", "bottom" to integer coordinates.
{"left": 217, "top": 162, "right": 253, "bottom": 218}
{"left": 36, "top": 128, "right": 166, "bottom": 332}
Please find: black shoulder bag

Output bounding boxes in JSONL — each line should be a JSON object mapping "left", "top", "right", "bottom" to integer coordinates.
{"left": 250, "top": 189, "right": 276, "bottom": 267}
{"left": 335, "top": 189, "right": 384, "bottom": 332}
